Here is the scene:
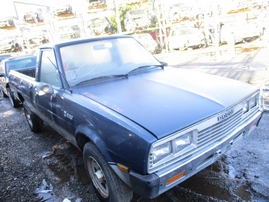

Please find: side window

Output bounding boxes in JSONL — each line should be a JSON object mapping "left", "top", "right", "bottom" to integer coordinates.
{"left": 39, "top": 50, "right": 61, "bottom": 87}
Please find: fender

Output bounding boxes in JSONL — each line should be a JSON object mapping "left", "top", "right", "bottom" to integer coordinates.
{"left": 75, "top": 124, "right": 113, "bottom": 162}
{"left": 75, "top": 123, "right": 134, "bottom": 187}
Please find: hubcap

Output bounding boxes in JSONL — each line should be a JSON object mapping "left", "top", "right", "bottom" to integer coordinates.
{"left": 87, "top": 157, "right": 109, "bottom": 198}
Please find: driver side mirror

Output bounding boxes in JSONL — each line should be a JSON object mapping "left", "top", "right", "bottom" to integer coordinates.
{"left": 160, "top": 61, "right": 168, "bottom": 67}
{"left": 35, "top": 83, "right": 54, "bottom": 96}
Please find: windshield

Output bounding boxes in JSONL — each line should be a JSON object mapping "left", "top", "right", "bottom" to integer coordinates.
{"left": 60, "top": 37, "right": 161, "bottom": 86}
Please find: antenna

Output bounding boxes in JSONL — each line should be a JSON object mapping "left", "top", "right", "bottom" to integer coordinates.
{"left": 47, "top": 56, "right": 72, "bottom": 93}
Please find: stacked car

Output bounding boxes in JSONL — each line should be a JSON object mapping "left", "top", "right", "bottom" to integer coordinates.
{"left": 86, "top": 16, "right": 114, "bottom": 36}
{"left": 124, "top": 9, "right": 150, "bottom": 32}
{"left": 0, "top": 16, "right": 15, "bottom": 29}
{"left": 0, "top": 0, "right": 268, "bottom": 54}
{"left": 168, "top": 24, "right": 206, "bottom": 51}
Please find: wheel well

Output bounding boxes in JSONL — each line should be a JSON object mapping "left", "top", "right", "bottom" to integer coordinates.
{"left": 76, "top": 132, "right": 91, "bottom": 151}
{"left": 17, "top": 93, "right": 25, "bottom": 103}
{"left": 75, "top": 129, "right": 112, "bottom": 162}
{"left": 6, "top": 85, "right": 24, "bottom": 103}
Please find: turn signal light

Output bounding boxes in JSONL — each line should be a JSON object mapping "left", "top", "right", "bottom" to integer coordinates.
{"left": 166, "top": 170, "right": 186, "bottom": 186}
{"left": 117, "top": 163, "right": 129, "bottom": 173}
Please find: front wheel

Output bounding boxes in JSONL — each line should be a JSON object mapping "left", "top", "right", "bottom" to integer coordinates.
{"left": 23, "top": 102, "right": 43, "bottom": 132}
{"left": 83, "top": 142, "right": 133, "bottom": 202}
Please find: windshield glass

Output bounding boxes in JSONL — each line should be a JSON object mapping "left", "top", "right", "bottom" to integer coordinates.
{"left": 60, "top": 37, "right": 161, "bottom": 86}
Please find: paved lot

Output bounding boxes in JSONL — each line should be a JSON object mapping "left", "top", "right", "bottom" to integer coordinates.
{"left": 157, "top": 38, "right": 269, "bottom": 86}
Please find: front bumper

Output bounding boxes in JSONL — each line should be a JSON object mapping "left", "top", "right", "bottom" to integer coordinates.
{"left": 129, "top": 110, "right": 263, "bottom": 199}
{"left": 187, "top": 39, "right": 204, "bottom": 47}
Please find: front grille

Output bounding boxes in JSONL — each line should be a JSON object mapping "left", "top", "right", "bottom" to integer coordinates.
{"left": 198, "top": 109, "right": 243, "bottom": 149}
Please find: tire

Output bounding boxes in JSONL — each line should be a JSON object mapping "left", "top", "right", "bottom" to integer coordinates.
{"left": 83, "top": 142, "right": 133, "bottom": 202}
{"left": 7, "top": 88, "right": 21, "bottom": 108}
{"left": 0, "top": 89, "right": 4, "bottom": 100}
{"left": 3, "top": 89, "right": 8, "bottom": 97}
{"left": 23, "top": 102, "right": 43, "bottom": 133}
{"left": 201, "top": 39, "right": 207, "bottom": 48}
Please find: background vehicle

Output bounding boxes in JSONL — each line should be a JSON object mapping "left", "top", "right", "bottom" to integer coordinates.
{"left": 221, "top": 21, "right": 262, "bottom": 45}
{"left": 0, "top": 35, "right": 23, "bottom": 53}
{"left": 88, "top": 0, "right": 107, "bottom": 10}
{"left": 169, "top": 3, "right": 193, "bottom": 22}
{"left": 0, "top": 53, "right": 12, "bottom": 99}
{"left": 86, "top": 16, "right": 114, "bottom": 36}
{"left": 0, "top": 54, "right": 36, "bottom": 107}
{"left": 51, "top": 2, "right": 73, "bottom": 16}
{"left": 124, "top": 9, "right": 150, "bottom": 32}
{"left": 23, "top": 12, "right": 38, "bottom": 24}
{"left": 0, "top": 16, "right": 15, "bottom": 28}
{"left": 133, "top": 33, "right": 161, "bottom": 54}
{"left": 22, "top": 28, "right": 50, "bottom": 49}
{"left": 206, "top": 20, "right": 262, "bottom": 46}
{"left": 168, "top": 25, "right": 206, "bottom": 51}
{"left": 54, "top": 25, "right": 81, "bottom": 42}
{"left": 6, "top": 35, "right": 263, "bottom": 202}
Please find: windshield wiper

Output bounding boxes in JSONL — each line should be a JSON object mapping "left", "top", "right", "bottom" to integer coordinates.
{"left": 127, "top": 64, "right": 164, "bottom": 76}
{"left": 75, "top": 74, "right": 128, "bottom": 86}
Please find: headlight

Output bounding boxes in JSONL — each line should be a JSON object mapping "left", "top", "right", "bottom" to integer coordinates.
{"left": 243, "top": 93, "right": 259, "bottom": 114}
{"left": 174, "top": 132, "right": 192, "bottom": 153}
{"left": 149, "top": 130, "right": 197, "bottom": 171}
{"left": 152, "top": 142, "right": 172, "bottom": 164}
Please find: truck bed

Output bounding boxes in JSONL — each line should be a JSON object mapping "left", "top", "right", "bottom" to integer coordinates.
{"left": 16, "top": 66, "right": 36, "bottom": 78}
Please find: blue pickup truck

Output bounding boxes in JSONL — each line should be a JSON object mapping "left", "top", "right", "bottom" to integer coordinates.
{"left": 6, "top": 35, "right": 263, "bottom": 201}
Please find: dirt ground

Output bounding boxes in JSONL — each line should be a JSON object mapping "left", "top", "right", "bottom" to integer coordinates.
{"left": 1, "top": 40, "right": 269, "bottom": 202}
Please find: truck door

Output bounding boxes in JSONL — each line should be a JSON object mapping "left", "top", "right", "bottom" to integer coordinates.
{"left": 35, "top": 49, "right": 62, "bottom": 125}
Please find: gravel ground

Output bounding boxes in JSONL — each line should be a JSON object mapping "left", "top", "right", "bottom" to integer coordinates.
{"left": 0, "top": 99, "right": 98, "bottom": 202}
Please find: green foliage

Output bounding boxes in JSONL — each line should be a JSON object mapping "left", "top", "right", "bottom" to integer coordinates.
{"left": 109, "top": 6, "right": 134, "bottom": 33}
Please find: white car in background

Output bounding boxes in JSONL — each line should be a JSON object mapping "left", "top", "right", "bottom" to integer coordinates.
{"left": 124, "top": 9, "right": 150, "bottom": 32}
{"left": 133, "top": 33, "right": 161, "bottom": 54}
{"left": 168, "top": 25, "right": 206, "bottom": 51}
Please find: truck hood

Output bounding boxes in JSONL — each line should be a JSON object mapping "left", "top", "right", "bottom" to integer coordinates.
{"left": 75, "top": 68, "right": 257, "bottom": 139}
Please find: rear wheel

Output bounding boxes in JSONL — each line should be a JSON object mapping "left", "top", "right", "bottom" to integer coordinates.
{"left": 83, "top": 142, "right": 133, "bottom": 202}
{"left": 201, "top": 39, "right": 207, "bottom": 48}
{"left": 23, "top": 102, "right": 43, "bottom": 132}
{"left": 7, "top": 88, "right": 21, "bottom": 108}
{"left": 0, "top": 89, "right": 4, "bottom": 100}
